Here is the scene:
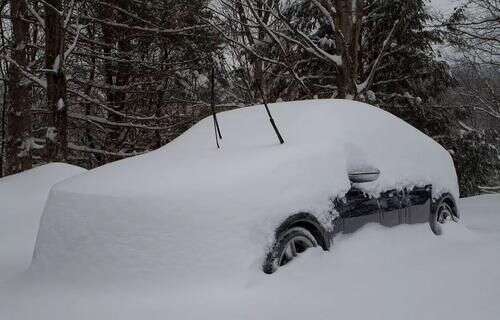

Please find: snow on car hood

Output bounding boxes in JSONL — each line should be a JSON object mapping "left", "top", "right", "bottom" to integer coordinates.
{"left": 31, "top": 99, "right": 459, "bottom": 285}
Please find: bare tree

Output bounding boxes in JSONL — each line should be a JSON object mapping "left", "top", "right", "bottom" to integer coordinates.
{"left": 435, "top": 0, "right": 500, "bottom": 193}
{"left": 211, "top": 0, "right": 401, "bottom": 100}
{"left": 444, "top": 0, "right": 499, "bottom": 67}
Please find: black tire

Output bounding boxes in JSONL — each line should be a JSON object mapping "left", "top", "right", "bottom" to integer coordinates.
{"left": 263, "top": 226, "right": 318, "bottom": 274}
{"left": 430, "top": 196, "right": 458, "bottom": 236}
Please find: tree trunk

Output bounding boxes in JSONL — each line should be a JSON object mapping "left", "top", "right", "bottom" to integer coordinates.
{"left": 5, "top": 0, "right": 32, "bottom": 176}
{"left": 0, "top": 83, "right": 6, "bottom": 177}
{"left": 334, "top": 0, "right": 361, "bottom": 98}
{"left": 101, "top": 0, "right": 132, "bottom": 160}
{"left": 352, "top": 0, "right": 364, "bottom": 81}
{"left": 45, "top": 0, "right": 68, "bottom": 162}
{"left": 0, "top": 12, "right": 8, "bottom": 177}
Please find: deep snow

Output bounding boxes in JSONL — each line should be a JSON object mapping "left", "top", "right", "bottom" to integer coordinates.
{"left": 0, "top": 193, "right": 499, "bottom": 320}
{"left": 31, "top": 100, "right": 459, "bottom": 285}
{"left": 0, "top": 163, "right": 86, "bottom": 282}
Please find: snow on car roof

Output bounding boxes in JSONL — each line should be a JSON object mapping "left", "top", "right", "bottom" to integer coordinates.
{"left": 31, "top": 99, "right": 459, "bottom": 284}
{"left": 53, "top": 99, "right": 457, "bottom": 198}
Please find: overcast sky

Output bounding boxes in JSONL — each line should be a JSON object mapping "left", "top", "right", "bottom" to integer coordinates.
{"left": 430, "top": 0, "right": 464, "bottom": 13}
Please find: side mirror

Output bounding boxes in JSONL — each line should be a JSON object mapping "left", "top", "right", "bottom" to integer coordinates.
{"left": 348, "top": 167, "right": 380, "bottom": 183}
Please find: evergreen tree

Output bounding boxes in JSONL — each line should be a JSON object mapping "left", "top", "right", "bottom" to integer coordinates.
{"left": 364, "top": 0, "right": 450, "bottom": 107}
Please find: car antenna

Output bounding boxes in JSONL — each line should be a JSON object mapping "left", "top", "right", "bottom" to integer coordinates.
{"left": 210, "top": 64, "right": 223, "bottom": 149}
{"left": 255, "top": 82, "right": 285, "bottom": 145}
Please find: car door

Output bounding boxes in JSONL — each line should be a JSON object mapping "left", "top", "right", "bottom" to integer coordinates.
{"left": 378, "top": 189, "right": 405, "bottom": 227}
{"left": 334, "top": 187, "right": 380, "bottom": 233}
{"left": 378, "top": 185, "right": 432, "bottom": 227}
{"left": 403, "top": 185, "right": 432, "bottom": 224}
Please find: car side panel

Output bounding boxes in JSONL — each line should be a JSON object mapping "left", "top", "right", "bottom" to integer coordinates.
{"left": 379, "top": 190, "right": 404, "bottom": 228}
{"left": 404, "top": 186, "right": 432, "bottom": 224}
{"left": 334, "top": 189, "right": 380, "bottom": 234}
{"left": 333, "top": 185, "right": 432, "bottom": 235}
{"left": 404, "top": 202, "right": 431, "bottom": 224}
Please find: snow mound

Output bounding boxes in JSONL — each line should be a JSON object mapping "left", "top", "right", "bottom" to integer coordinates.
{"left": 0, "top": 163, "right": 86, "bottom": 281}
{"left": 31, "top": 99, "right": 459, "bottom": 284}
{"left": 2, "top": 196, "right": 499, "bottom": 320}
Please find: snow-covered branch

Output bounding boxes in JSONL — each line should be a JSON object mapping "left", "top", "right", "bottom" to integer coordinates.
{"left": 357, "top": 20, "right": 399, "bottom": 95}
{"left": 1, "top": 54, "right": 47, "bottom": 89}
{"left": 25, "top": 0, "right": 45, "bottom": 27}
{"left": 68, "top": 143, "right": 145, "bottom": 158}
{"left": 79, "top": 15, "right": 208, "bottom": 35}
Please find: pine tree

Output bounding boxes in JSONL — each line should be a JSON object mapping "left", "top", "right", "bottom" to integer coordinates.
{"left": 364, "top": 0, "right": 450, "bottom": 107}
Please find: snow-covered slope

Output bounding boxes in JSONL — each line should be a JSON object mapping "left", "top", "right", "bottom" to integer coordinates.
{"left": 31, "top": 100, "right": 458, "bottom": 284}
{"left": 0, "top": 164, "right": 86, "bottom": 282}
{"left": 0, "top": 195, "right": 499, "bottom": 320}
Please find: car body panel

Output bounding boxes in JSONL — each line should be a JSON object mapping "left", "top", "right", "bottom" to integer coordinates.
{"left": 333, "top": 185, "right": 432, "bottom": 235}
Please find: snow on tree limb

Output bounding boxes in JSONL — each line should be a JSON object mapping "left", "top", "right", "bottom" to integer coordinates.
{"left": 357, "top": 20, "right": 400, "bottom": 95}
{"left": 79, "top": 15, "right": 208, "bottom": 35}
{"left": 68, "top": 143, "right": 145, "bottom": 157}
{"left": 25, "top": 0, "right": 45, "bottom": 27}
{"left": 1, "top": 54, "right": 47, "bottom": 89}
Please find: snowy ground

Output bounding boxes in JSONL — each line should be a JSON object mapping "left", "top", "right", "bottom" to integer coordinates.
{"left": 0, "top": 166, "right": 499, "bottom": 319}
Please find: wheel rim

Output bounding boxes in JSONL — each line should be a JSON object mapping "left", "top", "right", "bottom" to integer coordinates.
{"left": 278, "top": 235, "right": 315, "bottom": 267}
{"left": 437, "top": 203, "right": 453, "bottom": 224}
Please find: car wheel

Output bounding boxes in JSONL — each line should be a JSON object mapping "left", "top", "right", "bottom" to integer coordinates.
{"left": 430, "top": 199, "right": 458, "bottom": 236}
{"left": 263, "top": 226, "right": 318, "bottom": 274}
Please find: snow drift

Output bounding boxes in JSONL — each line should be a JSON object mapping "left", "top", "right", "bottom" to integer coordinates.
{"left": 2, "top": 196, "right": 499, "bottom": 320}
{"left": 0, "top": 163, "right": 86, "bottom": 281}
{"left": 31, "top": 99, "right": 459, "bottom": 284}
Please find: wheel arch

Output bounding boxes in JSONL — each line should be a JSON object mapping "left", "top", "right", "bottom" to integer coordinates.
{"left": 273, "top": 212, "right": 331, "bottom": 251}
{"left": 434, "top": 193, "right": 460, "bottom": 219}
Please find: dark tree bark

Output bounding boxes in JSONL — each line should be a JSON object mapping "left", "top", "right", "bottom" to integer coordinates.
{"left": 5, "top": 0, "right": 32, "bottom": 175}
{"left": 0, "top": 9, "right": 7, "bottom": 177}
{"left": 100, "top": 0, "right": 132, "bottom": 160}
{"left": 45, "top": 0, "right": 68, "bottom": 162}
{"left": 334, "top": 0, "right": 360, "bottom": 98}
{"left": 0, "top": 85, "right": 5, "bottom": 177}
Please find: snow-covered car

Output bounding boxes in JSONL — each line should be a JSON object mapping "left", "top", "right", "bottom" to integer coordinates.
{"left": 31, "top": 100, "right": 459, "bottom": 280}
